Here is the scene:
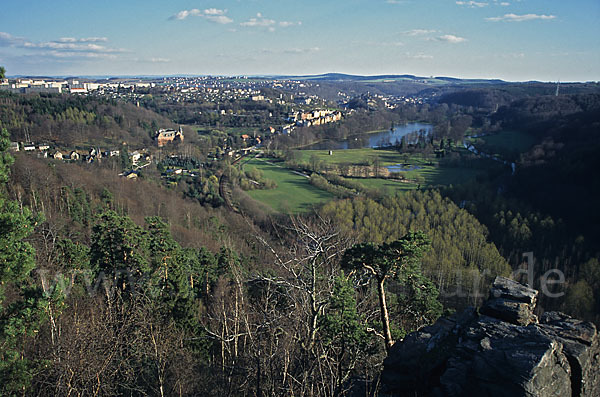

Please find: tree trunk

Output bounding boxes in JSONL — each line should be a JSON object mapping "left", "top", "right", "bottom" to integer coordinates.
{"left": 377, "top": 278, "right": 394, "bottom": 352}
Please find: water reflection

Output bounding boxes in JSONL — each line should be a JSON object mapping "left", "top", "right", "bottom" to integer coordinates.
{"left": 301, "top": 123, "right": 433, "bottom": 150}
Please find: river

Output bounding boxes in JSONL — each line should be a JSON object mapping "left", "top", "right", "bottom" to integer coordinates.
{"left": 300, "top": 122, "right": 433, "bottom": 150}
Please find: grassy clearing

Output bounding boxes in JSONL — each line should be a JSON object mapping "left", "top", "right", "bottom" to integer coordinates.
{"left": 242, "top": 157, "right": 333, "bottom": 213}
{"left": 349, "top": 177, "right": 418, "bottom": 193}
{"left": 294, "top": 148, "right": 425, "bottom": 167}
{"left": 245, "top": 148, "right": 483, "bottom": 212}
{"left": 410, "top": 166, "right": 481, "bottom": 186}
{"left": 294, "top": 148, "right": 481, "bottom": 186}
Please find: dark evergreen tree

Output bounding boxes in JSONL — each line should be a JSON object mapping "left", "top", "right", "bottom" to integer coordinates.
{"left": 0, "top": 128, "right": 48, "bottom": 394}
{"left": 342, "top": 231, "right": 433, "bottom": 351}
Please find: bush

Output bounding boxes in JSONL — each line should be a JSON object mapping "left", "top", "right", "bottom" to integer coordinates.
{"left": 309, "top": 173, "right": 354, "bottom": 199}
{"left": 263, "top": 178, "right": 277, "bottom": 189}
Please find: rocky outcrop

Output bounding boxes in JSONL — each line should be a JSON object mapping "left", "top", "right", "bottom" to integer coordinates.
{"left": 380, "top": 277, "right": 600, "bottom": 397}
{"left": 480, "top": 275, "right": 539, "bottom": 326}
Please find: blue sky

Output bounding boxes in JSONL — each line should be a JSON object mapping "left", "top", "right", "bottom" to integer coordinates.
{"left": 1, "top": 0, "right": 598, "bottom": 81}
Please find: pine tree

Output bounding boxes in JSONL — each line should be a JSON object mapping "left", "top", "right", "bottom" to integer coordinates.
{"left": 0, "top": 128, "right": 48, "bottom": 394}
{"left": 90, "top": 210, "right": 149, "bottom": 298}
{"left": 342, "top": 231, "right": 433, "bottom": 352}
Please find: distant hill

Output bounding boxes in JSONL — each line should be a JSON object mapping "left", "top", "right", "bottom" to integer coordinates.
{"left": 272, "top": 73, "right": 507, "bottom": 85}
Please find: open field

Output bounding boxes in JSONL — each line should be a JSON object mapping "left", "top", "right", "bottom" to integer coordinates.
{"left": 294, "top": 148, "right": 428, "bottom": 167}
{"left": 408, "top": 166, "right": 481, "bottom": 186}
{"left": 197, "top": 126, "right": 261, "bottom": 136}
{"left": 295, "top": 148, "right": 482, "bottom": 186}
{"left": 242, "top": 149, "right": 484, "bottom": 213}
{"left": 349, "top": 177, "right": 418, "bottom": 193}
{"left": 242, "top": 157, "right": 333, "bottom": 213}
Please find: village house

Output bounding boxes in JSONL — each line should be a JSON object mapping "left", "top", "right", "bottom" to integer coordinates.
{"left": 52, "top": 151, "right": 63, "bottom": 160}
{"left": 120, "top": 170, "right": 138, "bottom": 180}
{"left": 38, "top": 143, "right": 50, "bottom": 151}
{"left": 281, "top": 125, "right": 294, "bottom": 135}
{"left": 130, "top": 151, "right": 142, "bottom": 164}
{"left": 9, "top": 142, "right": 19, "bottom": 152}
{"left": 294, "top": 97, "right": 312, "bottom": 105}
{"left": 69, "top": 151, "right": 80, "bottom": 160}
{"left": 155, "top": 127, "right": 184, "bottom": 147}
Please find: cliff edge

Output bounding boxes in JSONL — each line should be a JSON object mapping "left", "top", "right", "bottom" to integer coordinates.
{"left": 380, "top": 276, "right": 600, "bottom": 397}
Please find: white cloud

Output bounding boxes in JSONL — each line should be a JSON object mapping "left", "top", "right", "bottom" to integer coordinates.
{"left": 170, "top": 8, "right": 233, "bottom": 24}
{"left": 381, "top": 41, "right": 405, "bottom": 47}
{"left": 498, "top": 52, "right": 525, "bottom": 59}
{"left": 260, "top": 47, "right": 320, "bottom": 55}
{"left": 405, "top": 52, "right": 433, "bottom": 59}
{"left": 0, "top": 32, "right": 26, "bottom": 46}
{"left": 386, "top": 0, "right": 409, "bottom": 4}
{"left": 436, "top": 34, "right": 467, "bottom": 43}
{"left": 57, "top": 37, "right": 108, "bottom": 43}
{"left": 207, "top": 15, "right": 234, "bottom": 24}
{"left": 171, "top": 9, "right": 197, "bottom": 20}
{"left": 500, "top": 2, "right": 510, "bottom": 6}
{"left": 43, "top": 51, "right": 118, "bottom": 60}
{"left": 131, "top": 57, "right": 171, "bottom": 63}
{"left": 241, "top": 14, "right": 276, "bottom": 27}
{"left": 402, "top": 29, "right": 437, "bottom": 36}
{"left": 0, "top": 31, "right": 126, "bottom": 61}
{"left": 204, "top": 8, "right": 225, "bottom": 16}
{"left": 283, "top": 47, "right": 320, "bottom": 54}
{"left": 279, "top": 21, "right": 302, "bottom": 28}
{"left": 240, "top": 13, "right": 301, "bottom": 31}
{"left": 456, "top": 1, "right": 488, "bottom": 8}
{"left": 486, "top": 13, "right": 556, "bottom": 22}
{"left": 23, "top": 41, "right": 125, "bottom": 53}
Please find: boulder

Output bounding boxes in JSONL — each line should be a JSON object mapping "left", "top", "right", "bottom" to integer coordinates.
{"left": 480, "top": 276, "right": 538, "bottom": 326}
{"left": 380, "top": 277, "right": 600, "bottom": 397}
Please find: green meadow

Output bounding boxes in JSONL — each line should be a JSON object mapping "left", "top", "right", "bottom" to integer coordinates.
{"left": 242, "top": 157, "right": 333, "bottom": 213}
{"left": 241, "top": 148, "right": 483, "bottom": 213}
{"left": 295, "top": 148, "right": 481, "bottom": 186}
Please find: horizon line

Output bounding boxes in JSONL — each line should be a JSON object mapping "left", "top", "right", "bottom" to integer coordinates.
{"left": 3, "top": 72, "right": 598, "bottom": 84}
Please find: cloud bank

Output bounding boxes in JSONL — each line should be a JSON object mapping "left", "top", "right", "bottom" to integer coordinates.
{"left": 436, "top": 34, "right": 467, "bottom": 43}
{"left": 240, "top": 13, "right": 302, "bottom": 32}
{"left": 0, "top": 32, "right": 125, "bottom": 59}
{"left": 456, "top": 1, "right": 488, "bottom": 8}
{"left": 170, "top": 8, "right": 233, "bottom": 24}
{"left": 486, "top": 13, "right": 556, "bottom": 22}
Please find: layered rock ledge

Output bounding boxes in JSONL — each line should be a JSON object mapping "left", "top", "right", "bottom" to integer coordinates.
{"left": 380, "top": 276, "right": 600, "bottom": 397}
